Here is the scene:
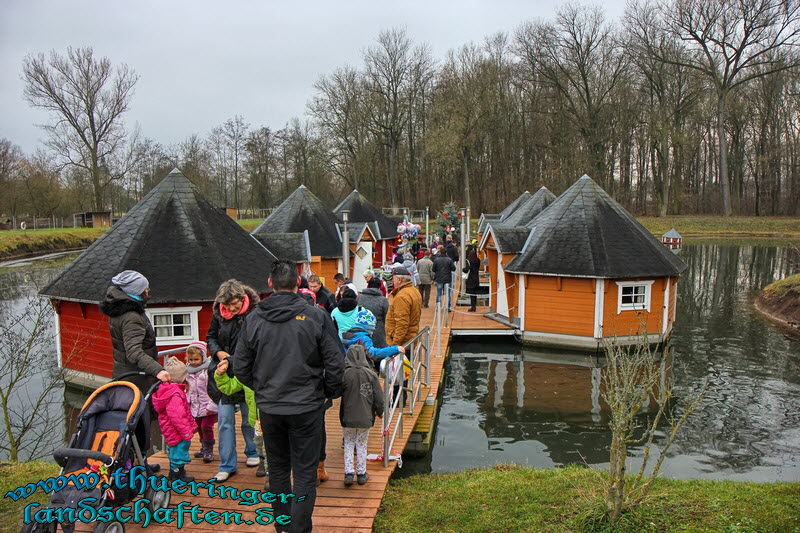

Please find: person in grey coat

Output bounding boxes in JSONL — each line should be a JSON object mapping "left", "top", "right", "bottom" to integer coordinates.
{"left": 357, "top": 277, "right": 390, "bottom": 348}
{"left": 339, "top": 343, "right": 384, "bottom": 486}
{"left": 416, "top": 250, "right": 434, "bottom": 308}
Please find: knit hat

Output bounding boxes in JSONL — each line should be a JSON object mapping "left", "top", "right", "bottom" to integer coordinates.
{"left": 111, "top": 270, "right": 149, "bottom": 296}
{"left": 165, "top": 356, "right": 187, "bottom": 383}
{"left": 354, "top": 308, "right": 377, "bottom": 331}
{"left": 186, "top": 341, "right": 208, "bottom": 358}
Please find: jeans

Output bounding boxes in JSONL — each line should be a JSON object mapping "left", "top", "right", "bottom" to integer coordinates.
{"left": 217, "top": 402, "right": 257, "bottom": 473}
{"left": 436, "top": 282, "right": 451, "bottom": 308}
{"left": 261, "top": 407, "right": 324, "bottom": 533}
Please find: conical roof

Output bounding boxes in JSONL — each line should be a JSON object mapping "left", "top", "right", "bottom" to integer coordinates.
{"left": 498, "top": 191, "right": 532, "bottom": 220}
{"left": 333, "top": 190, "right": 397, "bottom": 240}
{"left": 501, "top": 187, "right": 557, "bottom": 227}
{"left": 252, "top": 185, "right": 343, "bottom": 258}
{"left": 41, "top": 169, "right": 276, "bottom": 304}
{"left": 505, "top": 176, "right": 687, "bottom": 278}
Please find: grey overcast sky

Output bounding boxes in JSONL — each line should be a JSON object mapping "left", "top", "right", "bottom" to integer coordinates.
{"left": 1, "top": 0, "right": 626, "bottom": 154}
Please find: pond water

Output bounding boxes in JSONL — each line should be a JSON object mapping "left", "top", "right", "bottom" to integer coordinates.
{"left": 398, "top": 240, "right": 800, "bottom": 481}
{"left": 1, "top": 242, "right": 799, "bottom": 481}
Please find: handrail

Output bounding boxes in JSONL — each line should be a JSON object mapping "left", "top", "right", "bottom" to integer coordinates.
{"left": 380, "top": 325, "right": 431, "bottom": 467}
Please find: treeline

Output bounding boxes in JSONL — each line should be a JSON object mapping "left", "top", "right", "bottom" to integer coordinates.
{"left": 2, "top": 0, "right": 799, "bottom": 222}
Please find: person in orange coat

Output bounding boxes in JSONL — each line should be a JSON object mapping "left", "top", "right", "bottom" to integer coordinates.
{"left": 385, "top": 266, "right": 422, "bottom": 347}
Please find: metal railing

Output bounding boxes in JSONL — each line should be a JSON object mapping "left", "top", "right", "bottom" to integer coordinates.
{"left": 379, "top": 326, "right": 431, "bottom": 467}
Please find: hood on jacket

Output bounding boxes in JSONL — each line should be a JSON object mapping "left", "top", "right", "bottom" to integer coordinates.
{"left": 256, "top": 291, "right": 309, "bottom": 322}
{"left": 360, "top": 288, "right": 382, "bottom": 297}
{"left": 212, "top": 285, "right": 261, "bottom": 321}
{"left": 345, "top": 343, "right": 371, "bottom": 370}
{"left": 151, "top": 382, "right": 187, "bottom": 413}
{"left": 99, "top": 285, "right": 145, "bottom": 317}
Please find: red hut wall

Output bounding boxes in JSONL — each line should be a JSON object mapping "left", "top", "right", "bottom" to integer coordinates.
{"left": 56, "top": 300, "right": 215, "bottom": 380}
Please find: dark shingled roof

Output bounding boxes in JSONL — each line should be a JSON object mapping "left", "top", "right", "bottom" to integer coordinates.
{"left": 505, "top": 175, "right": 687, "bottom": 278}
{"left": 40, "top": 169, "right": 276, "bottom": 304}
{"left": 333, "top": 190, "right": 397, "bottom": 240}
{"left": 336, "top": 222, "right": 377, "bottom": 244}
{"left": 478, "top": 213, "right": 502, "bottom": 234}
{"left": 501, "top": 187, "right": 557, "bottom": 227}
{"left": 498, "top": 191, "right": 532, "bottom": 220}
{"left": 252, "top": 185, "right": 343, "bottom": 258}
{"left": 252, "top": 231, "right": 312, "bottom": 263}
{"left": 489, "top": 227, "right": 532, "bottom": 254}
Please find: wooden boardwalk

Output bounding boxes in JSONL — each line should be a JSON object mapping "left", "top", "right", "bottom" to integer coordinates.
{"left": 73, "top": 302, "right": 508, "bottom": 532}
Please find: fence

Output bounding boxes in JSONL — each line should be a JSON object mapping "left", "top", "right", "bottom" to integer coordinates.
{"left": 380, "top": 326, "right": 431, "bottom": 467}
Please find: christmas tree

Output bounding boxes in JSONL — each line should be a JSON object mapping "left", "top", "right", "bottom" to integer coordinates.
{"left": 436, "top": 202, "right": 461, "bottom": 240}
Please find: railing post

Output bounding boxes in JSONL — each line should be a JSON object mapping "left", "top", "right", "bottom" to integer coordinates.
{"left": 383, "top": 369, "right": 391, "bottom": 468}
{"left": 425, "top": 328, "right": 431, "bottom": 384}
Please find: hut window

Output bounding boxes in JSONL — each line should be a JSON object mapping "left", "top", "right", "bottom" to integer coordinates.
{"left": 616, "top": 281, "right": 654, "bottom": 313}
{"left": 146, "top": 306, "right": 202, "bottom": 345}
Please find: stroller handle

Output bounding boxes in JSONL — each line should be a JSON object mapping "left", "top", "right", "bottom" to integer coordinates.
{"left": 53, "top": 447, "right": 113, "bottom": 468}
{"left": 113, "top": 371, "right": 163, "bottom": 398}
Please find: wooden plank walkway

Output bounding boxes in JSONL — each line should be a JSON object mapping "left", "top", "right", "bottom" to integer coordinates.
{"left": 71, "top": 301, "right": 510, "bottom": 532}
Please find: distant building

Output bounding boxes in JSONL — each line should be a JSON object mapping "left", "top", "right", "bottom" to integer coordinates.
{"left": 41, "top": 169, "right": 276, "bottom": 388}
{"left": 73, "top": 211, "right": 112, "bottom": 229}
{"left": 662, "top": 228, "right": 683, "bottom": 252}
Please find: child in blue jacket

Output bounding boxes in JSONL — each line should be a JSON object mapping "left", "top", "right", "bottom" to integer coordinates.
{"left": 342, "top": 309, "right": 405, "bottom": 371}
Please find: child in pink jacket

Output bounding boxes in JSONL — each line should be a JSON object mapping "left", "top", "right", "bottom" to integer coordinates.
{"left": 185, "top": 341, "right": 218, "bottom": 462}
{"left": 152, "top": 356, "right": 197, "bottom": 482}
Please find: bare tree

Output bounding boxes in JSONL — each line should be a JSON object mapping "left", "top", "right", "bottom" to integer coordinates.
{"left": 599, "top": 335, "right": 706, "bottom": 525}
{"left": 653, "top": 0, "right": 800, "bottom": 215}
{"left": 0, "top": 139, "right": 24, "bottom": 224}
{"left": 0, "top": 297, "right": 77, "bottom": 461}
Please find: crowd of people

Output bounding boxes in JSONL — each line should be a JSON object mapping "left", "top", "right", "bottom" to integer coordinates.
{"left": 97, "top": 229, "right": 484, "bottom": 532}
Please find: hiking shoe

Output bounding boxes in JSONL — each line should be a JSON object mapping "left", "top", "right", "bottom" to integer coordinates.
{"left": 246, "top": 457, "right": 260, "bottom": 467}
{"left": 317, "top": 460, "right": 329, "bottom": 482}
{"left": 344, "top": 473, "right": 355, "bottom": 486}
{"left": 357, "top": 472, "right": 369, "bottom": 485}
{"left": 256, "top": 458, "right": 267, "bottom": 477}
{"left": 194, "top": 449, "right": 204, "bottom": 458}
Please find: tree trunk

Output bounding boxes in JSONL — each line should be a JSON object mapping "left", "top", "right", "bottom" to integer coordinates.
{"left": 716, "top": 96, "right": 732, "bottom": 216}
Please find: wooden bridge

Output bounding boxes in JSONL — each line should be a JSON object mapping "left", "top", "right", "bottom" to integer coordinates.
{"left": 72, "top": 303, "right": 510, "bottom": 532}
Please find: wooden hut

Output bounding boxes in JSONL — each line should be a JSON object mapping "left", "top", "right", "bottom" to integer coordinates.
{"left": 73, "top": 211, "right": 112, "bottom": 228}
{"left": 479, "top": 187, "right": 556, "bottom": 325}
{"left": 504, "top": 175, "right": 687, "bottom": 350}
{"left": 477, "top": 191, "right": 532, "bottom": 237}
{"left": 40, "top": 169, "right": 277, "bottom": 389}
{"left": 252, "top": 185, "right": 344, "bottom": 284}
{"left": 662, "top": 228, "right": 682, "bottom": 252}
{"left": 333, "top": 189, "right": 398, "bottom": 270}
{"left": 338, "top": 222, "right": 379, "bottom": 290}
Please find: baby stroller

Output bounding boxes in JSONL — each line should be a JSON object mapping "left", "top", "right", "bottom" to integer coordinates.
{"left": 21, "top": 372, "right": 170, "bottom": 533}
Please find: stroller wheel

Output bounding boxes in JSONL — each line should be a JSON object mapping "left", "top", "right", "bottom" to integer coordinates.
{"left": 144, "top": 478, "right": 171, "bottom": 512}
{"left": 93, "top": 521, "right": 125, "bottom": 533}
{"left": 19, "top": 522, "right": 56, "bottom": 533}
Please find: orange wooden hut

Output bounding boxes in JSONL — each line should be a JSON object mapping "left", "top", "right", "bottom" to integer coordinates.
{"left": 502, "top": 175, "right": 687, "bottom": 350}
{"left": 333, "top": 189, "right": 398, "bottom": 272}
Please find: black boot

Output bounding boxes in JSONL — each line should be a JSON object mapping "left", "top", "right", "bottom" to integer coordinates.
{"left": 256, "top": 456, "right": 267, "bottom": 477}
{"left": 169, "top": 466, "right": 194, "bottom": 483}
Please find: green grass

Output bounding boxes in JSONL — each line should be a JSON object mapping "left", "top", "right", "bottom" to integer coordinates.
{"left": 0, "top": 461, "right": 60, "bottom": 533}
{"left": 375, "top": 465, "right": 800, "bottom": 533}
{"left": 637, "top": 216, "right": 800, "bottom": 237}
{"left": 0, "top": 228, "right": 105, "bottom": 260}
{"left": 762, "top": 272, "right": 800, "bottom": 298}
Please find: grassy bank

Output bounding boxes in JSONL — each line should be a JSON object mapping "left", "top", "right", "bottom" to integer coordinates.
{"left": 375, "top": 465, "right": 800, "bottom": 532}
{"left": 758, "top": 273, "right": 800, "bottom": 331}
{"left": 0, "top": 461, "right": 59, "bottom": 533}
{"left": 1, "top": 216, "right": 798, "bottom": 261}
{"left": 637, "top": 215, "right": 800, "bottom": 238}
{"left": 0, "top": 228, "right": 106, "bottom": 261}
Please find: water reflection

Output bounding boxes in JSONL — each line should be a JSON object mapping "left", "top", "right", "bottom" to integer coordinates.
{"left": 399, "top": 241, "right": 800, "bottom": 481}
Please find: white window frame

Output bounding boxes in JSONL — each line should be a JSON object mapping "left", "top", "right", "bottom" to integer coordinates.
{"left": 146, "top": 306, "right": 202, "bottom": 346}
{"left": 616, "top": 281, "right": 654, "bottom": 313}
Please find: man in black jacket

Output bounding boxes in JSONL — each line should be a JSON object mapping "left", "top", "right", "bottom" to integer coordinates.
{"left": 308, "top": 274, "right": 335, "bottom": 313}
{"left": 433, "top": 247, "right": 457, "bottom": 310}
{"left": 234, "top": 260, "right": 344, "bottom": 533}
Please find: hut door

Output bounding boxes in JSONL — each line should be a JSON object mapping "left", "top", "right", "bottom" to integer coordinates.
{"left": 353, "top": 241, "right": 372, "bottom": 290}
{"left": 497, "top": 254, "right": 509, "bottom": 317}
